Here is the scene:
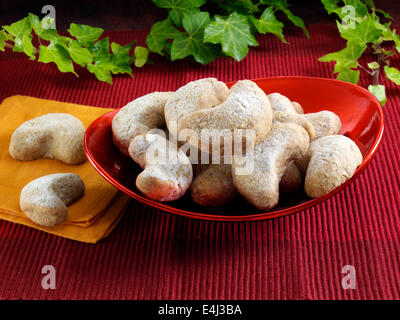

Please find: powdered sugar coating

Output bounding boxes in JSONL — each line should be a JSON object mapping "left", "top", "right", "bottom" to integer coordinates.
{"left": 279, "top": 161, "right": 302, "bottom": 193}
{"left": 20, "top": 173, "right": 85, "bottom": 227}
{"left": 268, "top": 93, "right": 297, "bottom": 113}
{"left": 273, "top": 111, "right": 316, "bottom": 140}
{"left": 112, "top": 91, "right": 173, "bottom": 156}
{"left": 129, "top": 133, "right": 193, "bottom": 201}
{"left": 232, "top": 123, "right": 309, "bottom": 210}
{"left": 9, "top": 113, "right": 86, "bottom": 164}
{"left": 164, "top": 78, "right": 229, "bottom": 135}
{"left": 176, "top": 80, "right": 273, "bottom": 154}
{"left": 292, "top": 101, "right": 304, "bottom": 114}
{"left": 190, "top": 164, "right": 237, "bottom": 207}
{"left": 296, "top": 135, "right": 362, "bottom": 198}
{"left": 303, "top": 110, "right": 342, "bottom": 140}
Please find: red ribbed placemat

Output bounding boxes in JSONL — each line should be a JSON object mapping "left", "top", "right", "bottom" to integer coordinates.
{"left": 0, "top": 24, "right": 399, "bottom": 300}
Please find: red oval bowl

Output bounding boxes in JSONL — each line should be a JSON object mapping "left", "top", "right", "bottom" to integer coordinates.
{"left": 84, "top": 76, "right": 384, "bottom": 221}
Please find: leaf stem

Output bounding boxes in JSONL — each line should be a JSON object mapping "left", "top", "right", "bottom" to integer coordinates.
{"left": 373, "top": 69, "right": 380, "bottom": 85}
{"left": 4, "top": 40, "right": 39, "bottom": 55}
{"left": 357, "top": 63, "right": 373, "bottom": 76}
{"left": 4, "top": 42, "right": 14, "bottom": 49}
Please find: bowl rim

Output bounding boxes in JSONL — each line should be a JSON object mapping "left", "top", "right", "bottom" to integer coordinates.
{"left": 84, "top": 76, "right": 385, "bottom": 222}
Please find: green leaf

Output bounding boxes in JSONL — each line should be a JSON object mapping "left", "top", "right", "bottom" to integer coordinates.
{"left": 13, "top": 34, "right": 35, "bottom": 58}
{"left": 384, "top": 66, "right": 400, "bottom": 85}
{"left": 68, "top": 39, "right": 93, "bottom": 66}
{"left": 28, "top": 13, "right": 59, "bottom": 42}
{"left": 321, "top": 0, "right": 342, "bottom": 15}
{"left": 171, "top": 34, "right": 219, "bottom": 64}
{"left": 171, "top": 11, "right": 219, "bottom": 64}
{"left": 337, "top": 15, "right": 382, "bottom": 44}
{"left": 3, "top": 16, "right": 32, "bottom": 38}
{"left": 367, "top": 61, "right": 379, "bottom": 69}
{"left": 153, "top": 0, "right": 205, "bottom": 27}
{"left": 368, "top": 84, "right": 386, "bottom": 106}
{"left": 215, "top": 0, "right": 260, "bottom": 14}
{"left": 336, "top": 68, "right": 360, "bottom": 84}
{"left": 363, "top": 0, "right": 375, "bottom": 8}
{"left": 381, "top": 48, "right": 395, "bottom": 56}
{"left": 38, "top": 41, "right": 76, "bottom": 75}
{"left": 375, "top": 8, "right": 393, "bottom": 20}
{"left": 277, "top": 4, "right": 309, "bottom": 38}
{"left": 134, "top": 46, "right": 149, "bottom": 67}
{"left": 204, "top": 12, "right": 258, "bottom": 61}
{"left": 68, "top": 23, "right": 103, "bottom": 46}
{"left": 181, "top": 10, "right": 209, "bottom": 35}
{"left": 344, "top": 0, "right": 368, "bottom": 18}
{"left": 110, "top": 41, "right": 135, "bottom": 75}
{"left": 319, "top": 41, "right": 366, "bottom": 71}
{"left": 0, "top": 30, "right": 8, "bottom": 51}
{"left": 146, "top": 19, "right": 183, "bottom": 55}
{"left": 111, "top": 41, "right": 135, "bottom": 56}
{"left": 381, "top": 28, "right": 400, "bottom": 53}
{"left": 250, "top": 6, "right": 286, "bottom": 43}
{"left": 87, "top": 62, "right": 113, "bottom": 84}
{"left": 87, "top": 40, "right": 136, "bottom": 83}
{"left": 89, "top": 38, "right": 111, "bottom": 60}
{"left": 3, "top": 16, "right": 35, "bottom": 57}
{"left": 87, "top": 56, "right": 130, "bottom": 84}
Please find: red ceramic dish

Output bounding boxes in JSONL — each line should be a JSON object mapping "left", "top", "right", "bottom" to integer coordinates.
{"left": 84, "top": 76, "right": 384, "bottom": 221}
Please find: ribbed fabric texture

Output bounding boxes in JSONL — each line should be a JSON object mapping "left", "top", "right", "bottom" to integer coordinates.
{"left": 0, "top": 24, "right": 399, "bottom": 300}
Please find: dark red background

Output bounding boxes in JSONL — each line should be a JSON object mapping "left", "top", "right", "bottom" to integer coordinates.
{"left": 0, "top": 3, "right": 399, "bottom": 299}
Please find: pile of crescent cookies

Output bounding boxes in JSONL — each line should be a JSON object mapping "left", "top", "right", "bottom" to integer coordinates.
{"left": 9, "top": 78, "right": 363, "bottom": 227}
{"left": 111, "top": 78, "right": 363, "bottom": 210}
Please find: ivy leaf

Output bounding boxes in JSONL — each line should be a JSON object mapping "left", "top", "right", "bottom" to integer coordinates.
{"left": 321, "top": 0, "right": 341, "bottom": 15}
{"left": 336, "top": 68, "right": 360, "bottom": 84}
{"left": 367, "top": 61, "right": 379, "bottom": 69}
{"left": 384, "top": 66, "right": 400, "bottom": 85}
{"left": 134, "top": 46, "right": 149, "bottom": 67}
{"left": 0, "top": 30, "right": 9, "bottom": 51}
{"left": 337, "top": 15, "right": 382, "bottom": 44}
{"left": 3, "top": 16, "right": 31, "bottom": 38}
{"left": 363, "top": 0, "right": 375, "bottom": 8}
{"left": 13, "top": 34, "right": 35, "bottom": 58}
{"left": 319, "top": 41, "right": 366, "bottom": 71}
{"left": 68, "top": 39, "right": 93, "bottom": 67}
{"left": 3, "top": 16, "right": 35, "bottom": 58}
{"left": 171, "top": 35, "right": 219, "bottom": 64}
{"left": 38, "top": 41, "right": 77, "bottom": 75}
{"left": 146, "top": 19, "right": 183, "bottom": 55}
{"left": 368, "top": 84, "right": 386, "bottom": 106}
{"left": 68, "top": 23, "right": 103, "bottom": 46}
{"left": 89, "top": 37, "right": 111, "bottom": 60}
{"left": 1, "top": 13, "right": 144, "bottom": 84}
{"left": 382, "top": 28, "right": 400, "bottom": 53}
{"left": 110, "top": 41, "right": 135, "bottom": 75}
{"left": 87, "top": 62, "right": 113, "bottom": 84}
{"left": 204, "top": 12, "right": 258, "bottom": 61}
{"left": 323, "top": 0, "right": 368, "bottom": 19}
{"left": 171, "top": 11, "right": 219, "bottom": 64}
{"left": 375, "top": 8, "right": 393, "bottom": 20}
{"left": 28, "top": 13, "right": 59, "bottom": 42}
{"left": 111, "top": 41, "right": 135, "bottom": 66}
{"left": 215, "top": 0, "right": 259, "bottom": 14}
{"left": 250, "top": 6, "right": 286, "bottom": 43}
{"left": 87, "top": 40, "right": 136, "bottom": 83}
{"left": 153, "top": 0, "right": 205, "bottom": 27}
{"left": 277, "top": 4, "right": 309, "bottom": 38}
{"left": 344, "top": 0, "right": 368, "bottom": 18}
{"left": 87, "top": 56, "right": 130, "bottom": 84}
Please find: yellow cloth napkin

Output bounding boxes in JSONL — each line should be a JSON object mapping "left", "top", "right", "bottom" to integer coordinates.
{"left": 0, "top": 95, "right": 130, "bottom": 243}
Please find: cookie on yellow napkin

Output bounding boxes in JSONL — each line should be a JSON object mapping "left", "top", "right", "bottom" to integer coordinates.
{"left": 0, "top": 95, "right": 130, "bottom": 243}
